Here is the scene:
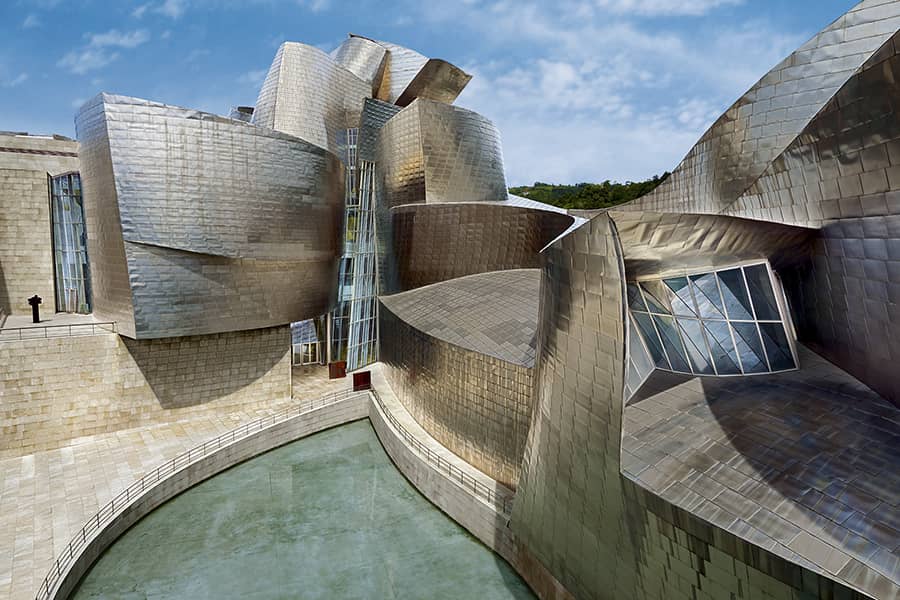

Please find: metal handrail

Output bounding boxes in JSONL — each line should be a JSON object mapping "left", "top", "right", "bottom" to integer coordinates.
{"left": 0, "top": 321, "right": 117, "bottom": 342}
{"left": 33, "top": 387, "right": 359, "bottom": 600}
{"left": 370, "top": 388, "right": 514, "bottom": 517}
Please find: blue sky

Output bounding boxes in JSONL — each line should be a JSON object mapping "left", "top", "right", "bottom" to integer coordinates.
{"left": 1, "top": 0, "right": 858, "bottom": 185}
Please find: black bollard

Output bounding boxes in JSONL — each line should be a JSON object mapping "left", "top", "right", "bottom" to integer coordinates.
{"left": 28, "top": 295, "right": 42, "bottom": 324}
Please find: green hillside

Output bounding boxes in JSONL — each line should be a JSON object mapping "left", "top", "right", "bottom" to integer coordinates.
{"left": 509, "top": 173, "right": 669, "bottom": 211}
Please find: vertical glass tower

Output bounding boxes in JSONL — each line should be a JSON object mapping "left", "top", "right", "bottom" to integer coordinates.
{"left": 50, "top": 172, "right": 92, "bottom": 313}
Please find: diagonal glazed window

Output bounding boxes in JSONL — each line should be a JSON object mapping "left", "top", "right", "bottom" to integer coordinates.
{"left": 626, "top": 262, "right": 796, "bottom": 378}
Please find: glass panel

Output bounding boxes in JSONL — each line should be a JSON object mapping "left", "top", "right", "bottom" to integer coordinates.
{"left": 629, "top": 315, "right": 655, "bottom": 377}
{"left": 744, "top": 264, "right": 780, "bottom": 321}
{"left": 663, "top": 277, "right": 696, "bottom": 317}
{"left": 677, "top": 318, "right": 715, "bottom": 375}
{"left": 638, "top": 280, "right": 670, "bottom": 314}
{"left": 718, "top": 268, "right": 753, "bottom": 320}
{"left": 689, "top": 273, "right": 726, "bottom": 320}
{"left": 759, "top": 323, "right": 795, "bottom": 371}
{"left": 627, "top": 284, "right": 647, "bottom": 312}
{"left": 633, "top": 312, "right": 668, "bottom": 369}
{"left": 703, "top": 321, "right": 741, "bottom": 375}
{"left": 731, "top": 323, "right": 768, "bottom": 373}
{"left": 653, "top": 315, "right": 691, "bottom": 372}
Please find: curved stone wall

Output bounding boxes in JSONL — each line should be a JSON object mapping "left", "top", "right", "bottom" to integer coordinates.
{"left": 387, "top": 202, "right": 574, "bottom": 292}
{"left": 379, "top": 303, "right": 533, "bottom": 488}
{"left": 76, "top": 93, "right": 344, "bottom": 339}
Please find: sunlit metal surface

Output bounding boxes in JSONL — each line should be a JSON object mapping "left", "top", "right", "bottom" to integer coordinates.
{"left": 251, "top": 42, "right": 371, "bottom": 154}
{"left": 330, "top": 34, "right": 387, "bottom": 93}
{"left": 373, "top": 39, "right": 430, "bottom": 104}
{"left": 609, "top": 210, "right": 815, "bottom": 279}
{"left": 510, "top": 214, "right": 884, "bottom": 599}
{"left": 622, "top": 0, "right": 900, "bottom": 216}
{"left": 624, "top": 347, "right": 899, "bottom": 598}
{"left": 379, "top": 269, "right": 539, "bottom": 487}
{"left": 395, "top": 59, "right": 472, "bottom": 107}
{"left": 376, "top": 99, "right": 507, "bottom": 209}
{"left": 387, "top": 202, "right": 574, "bottom": 292}
{"left": 76, "top": 93, "right": 343, "bottom": 339}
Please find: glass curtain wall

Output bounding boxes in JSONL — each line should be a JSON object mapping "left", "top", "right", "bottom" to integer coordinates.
{"left": 627, "top": 262, "right": 797, "bottom": 381}
{"left": 330, "top": 128, "right": 359, "bottom": 363}
{"left": 330, "top": 128, "right": 380, "bottom": 371}
{"left": 292, "top": 317, "right": 326, "bottom": 365}
{"left": 346, "top": 160, "right": 379, "bottom": 371}
{"left": 50, "top": 172, "right": 92, "bottom": 313}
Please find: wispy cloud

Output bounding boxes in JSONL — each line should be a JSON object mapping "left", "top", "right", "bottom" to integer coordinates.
{"left": 21, "top": 14, "right": 40, "bottom": 29}
{"left": 592, "top": 0, "right": 744, "bottom": 17}
{"left": 236, "top": 69, "right": 267, "bottom": 87}
{"left": 133, "top": 0, "right": 188, "bottom": 19}
{"left": 410, "top": 0, "right": 801, "bottom": 184}
{"left": 57, "top": 29, "right": 151, "bottom": 75}
{"left": 3, "top": 73, "right": 29, "bottom": 88}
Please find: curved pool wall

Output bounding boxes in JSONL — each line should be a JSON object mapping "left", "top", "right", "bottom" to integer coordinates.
{"left": 70, "top": 420, "right": 534, "bottom": 599}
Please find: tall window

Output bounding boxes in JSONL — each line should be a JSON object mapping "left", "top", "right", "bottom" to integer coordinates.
{"left": 50, "top": 172, "right": 92, "bottom": 313}
{"left": 626, "top": 262, "right": 797, "bottom": 385}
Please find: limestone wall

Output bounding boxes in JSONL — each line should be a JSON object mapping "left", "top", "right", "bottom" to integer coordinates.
{"left": 0, "top": 326, "right": 292, "bottom": 457}
{"left": 0, "top": 169, "right": 55, "bottom": 315}
{"left": 0, "top": 136, "right": 80, "bottom": 315}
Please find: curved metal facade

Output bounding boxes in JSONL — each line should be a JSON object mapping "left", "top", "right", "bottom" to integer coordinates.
{"left": 76, "top": 93, "right": 344, "bottom": 339}
{"left": 388, "top": 202, "right": 573, "bottom": 292}
{"left": 330, "top": 35, "right": 387, "bottom": 93}
{"left": 510, "top": 215, "right": 879, "bottom": 600}
{"left": 376, "top": 99, "right": 508, "bottom": 209}
{"left": 623, "top": 1, "right": 900, "bottom": 216}
{"left": 379, "top": 270, "right": 540, "bottom": 487}
{"left": 251, "top": 42, "right": 371, "bottom": 154}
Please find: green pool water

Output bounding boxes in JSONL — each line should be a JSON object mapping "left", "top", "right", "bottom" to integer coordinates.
{"left": 71, "top": 420, "right": 534, "bottom": 599}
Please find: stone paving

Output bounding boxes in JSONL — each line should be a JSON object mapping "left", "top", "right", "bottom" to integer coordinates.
{"left": 0, "top": 366, "right": 346, "bottom": 600}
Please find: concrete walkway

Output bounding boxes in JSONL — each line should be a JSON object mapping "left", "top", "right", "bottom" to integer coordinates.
{"left": 0, "top": 369, "right": 347, "bottom": 600}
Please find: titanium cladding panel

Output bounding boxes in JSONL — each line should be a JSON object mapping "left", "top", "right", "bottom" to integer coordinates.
{"left": 330, "top": 35, "right": 387, "bottom": 93}
{"left": 376, "top": 99, "right": 508, "bottom": 209}
{"left": 390, "top": 203, "right": 574, "bottom": 292}
{"left": 252, "top": 42, "right": 371, "bottom": 154}
{"left": 395, "top": 59, "right": 472, "bottom": 107}
{"left": 76, "top": 93, "right": 344, "bottom": 339}
{"left": 373, "top": 40, "right": 430, "bottom": 104}
{"left": 511, "top": 216, "right": 869, "bottom": 599}
{"left": 623, "top": 0, "right": 900, "bottom": 215}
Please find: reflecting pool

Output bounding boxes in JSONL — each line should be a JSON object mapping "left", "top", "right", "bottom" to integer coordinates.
{"left": 71, "top": 420, "right": 534, "bottom": 599}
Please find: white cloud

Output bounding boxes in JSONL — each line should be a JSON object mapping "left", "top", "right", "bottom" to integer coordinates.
{"left": 21, "top": 14, "right": 40, "bottom": 29}
{"left": 57, "top": 29, "right": 151, "bottom": 75}
{"left": 592, "top": 0, "right": 743, "bottom": 17}
{"left": 58, "top": 49, "right": 121, "bottom": 74}
{"left": 406, "top": 0, "right": 806, "bottom": 184}
{"left": 133, "top": 0, "right": 187, "bottom": 19}
{"left": 87, "top": 29, "right": 151, "bottom": 48}
{"left": 2, "top": 73, "right": 29, "bottom": 88}
{"left": 157, "top": 0, "right": 188, "bottom": 18}
{"left": 237, "top": 69, "right": 267, "bottom": 87}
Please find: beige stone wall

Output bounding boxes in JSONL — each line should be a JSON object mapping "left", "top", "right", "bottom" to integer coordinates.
{"left": 0, "top": 169, "right": 54, "bottom": 315}
{"left": 0, "top": 135, "right": 80, "bottom": 315}
{"left": 0, "top": 326, "right": 292, "bottom": 457}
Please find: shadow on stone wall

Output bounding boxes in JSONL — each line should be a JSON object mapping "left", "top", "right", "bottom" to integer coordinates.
{"left": 122, "top": 327, "right": 290, "bottom": 409}
{"left": 0, "top": 260, "right": 10, "bottom": 318}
